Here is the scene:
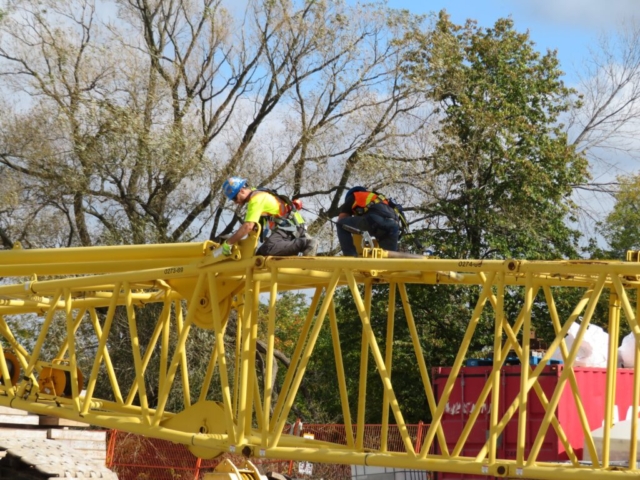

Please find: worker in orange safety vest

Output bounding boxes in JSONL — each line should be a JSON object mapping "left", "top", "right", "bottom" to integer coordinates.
{"left": 335, "top": 186, "right": 400, "bottom": 256}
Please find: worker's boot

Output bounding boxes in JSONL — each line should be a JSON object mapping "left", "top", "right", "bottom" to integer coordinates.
{"left": 302, "top": 238, "right": 318, "bottom": 256}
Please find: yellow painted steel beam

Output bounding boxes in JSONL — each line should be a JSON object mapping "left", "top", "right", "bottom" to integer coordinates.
{"left": 1, "top": 240, "right": 640, "bottom": 479}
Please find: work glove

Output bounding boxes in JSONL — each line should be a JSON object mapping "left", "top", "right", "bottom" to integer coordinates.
{"left": 222, "top": 241, "right": 232, "bottom": 256}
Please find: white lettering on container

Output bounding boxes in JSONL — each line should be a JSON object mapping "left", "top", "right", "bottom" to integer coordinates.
{"left": 445, "top": 402, "right": 490, "bottom": 415}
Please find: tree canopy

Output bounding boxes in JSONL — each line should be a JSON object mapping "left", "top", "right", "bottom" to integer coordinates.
{"left": 403, "top": 13, "right": 590, "bottom": 260}
{"left": 597, "top": 173, "right": 640, "bottom": 259}
{"left": 0, "top": 0, "right": 433, "bottom": 249}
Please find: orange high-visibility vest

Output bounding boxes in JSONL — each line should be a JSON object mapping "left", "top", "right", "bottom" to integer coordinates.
{"left": 350, "top": 191, "right": 388, "bottom": 214}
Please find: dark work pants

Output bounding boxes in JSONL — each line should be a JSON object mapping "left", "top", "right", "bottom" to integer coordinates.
{"left": 337, "top": 213, "right": 399, "bottom": 256}
{"left": 256, "top": 229, "right": 309, "bottom": 256}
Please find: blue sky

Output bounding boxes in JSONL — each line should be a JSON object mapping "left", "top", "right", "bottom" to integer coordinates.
{"left": 385, "top": 0, "right": 639, "bottom": 84}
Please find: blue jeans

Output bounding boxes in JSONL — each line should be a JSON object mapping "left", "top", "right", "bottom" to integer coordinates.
{"left": 337, "top": 214, "right": 399, "bottom": 256}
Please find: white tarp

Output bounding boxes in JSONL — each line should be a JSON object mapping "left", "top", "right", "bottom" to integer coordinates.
{"left": 551, "top": 322, "right": 609, "bottom": 367}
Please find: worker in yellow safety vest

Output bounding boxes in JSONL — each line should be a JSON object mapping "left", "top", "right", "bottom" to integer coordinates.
{"left": 336, "top": 186, "right": 400, "bottom": 256}
{"left": 221, "top": 177, "right": 317, "bottom": 256}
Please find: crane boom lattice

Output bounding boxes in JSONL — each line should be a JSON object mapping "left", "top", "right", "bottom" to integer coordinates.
{"left": 0, "top": 232, "right": 639, "bottom": 479}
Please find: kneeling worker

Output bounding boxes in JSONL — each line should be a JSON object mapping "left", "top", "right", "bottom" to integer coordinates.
{"left": 336, "top": 186, "right": 400, "bottom": 256}
{"left": 221, "top": 177, "right": 317, "bottom": 257}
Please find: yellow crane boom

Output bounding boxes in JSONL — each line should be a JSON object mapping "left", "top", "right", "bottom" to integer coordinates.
{"left": 0, "top": 230, "right": 639, "bottom": 479}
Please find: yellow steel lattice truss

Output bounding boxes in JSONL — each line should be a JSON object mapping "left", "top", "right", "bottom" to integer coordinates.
{"left": 0, "top": 230, "right": 639, "bottom": 480}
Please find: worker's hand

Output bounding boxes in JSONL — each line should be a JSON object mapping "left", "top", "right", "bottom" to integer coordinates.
{"left": 222, "top": 241, "right": 232, "bottom": 256}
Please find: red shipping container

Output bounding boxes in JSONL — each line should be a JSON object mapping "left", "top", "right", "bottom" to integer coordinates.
{"left": 431, "top": 365, "right": 636, "bottom": 480}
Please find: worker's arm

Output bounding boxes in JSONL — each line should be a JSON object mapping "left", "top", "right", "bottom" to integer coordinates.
{"left": 226, "top": 222, "right": 256, "bottom": 245}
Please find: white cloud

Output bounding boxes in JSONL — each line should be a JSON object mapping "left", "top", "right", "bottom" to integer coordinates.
{"left": 518, "top": 0, "right": 639, "bottom": 30}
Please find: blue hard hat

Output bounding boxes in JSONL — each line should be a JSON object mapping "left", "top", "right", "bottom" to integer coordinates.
{"left": 223, "top": 177, "right": 247, "bottom": 200}
{"left": 346, "top": 186, "right": 367, "bottom": 198}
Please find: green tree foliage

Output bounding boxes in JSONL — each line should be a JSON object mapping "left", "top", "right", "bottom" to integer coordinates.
{"left": 405, "top": 12, "right": 589, "bottom": 260}
{"left": 305, "top": 284, "right": 478, "bottom": 424}
{"left": 596, "top": 173, "right": 640, "bottom": 260}
{"left": 582, "top": 172, "right": 640, "bottom": 339}
{"left": 300, "top": 286, "right": 404, "bottom": 423}
{"left": 400, "top": 12, "right": 593, "bottom": 379}
{"left": 318, "top": 14, "right": 595, "bottom": 424}
{"left": 256, "top": 292, "right": 321, "bottom": 419}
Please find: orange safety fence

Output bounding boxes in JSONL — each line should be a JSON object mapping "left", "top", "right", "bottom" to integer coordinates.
{"left": 105, "top": 429, "right": 290, "bottom": 479}
{"left": 106, "top": 422, "right": 431, "bottom": 479}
